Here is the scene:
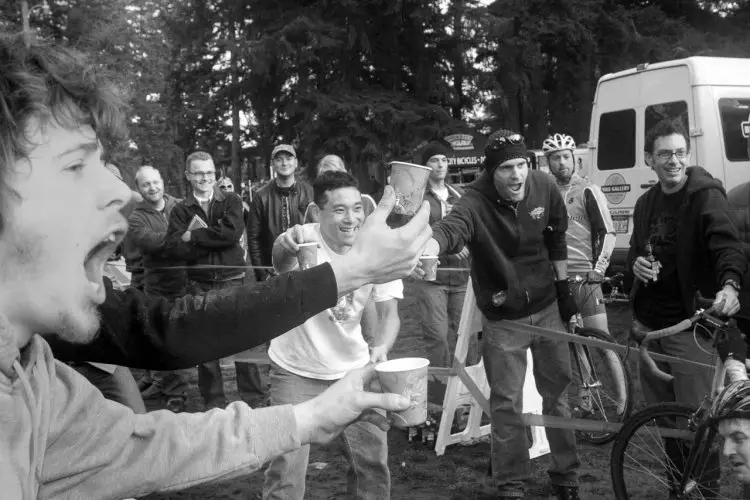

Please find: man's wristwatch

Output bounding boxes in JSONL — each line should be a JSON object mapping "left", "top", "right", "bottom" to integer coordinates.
{"left": 723, "top": 278, "right": 741, "bottom": 293}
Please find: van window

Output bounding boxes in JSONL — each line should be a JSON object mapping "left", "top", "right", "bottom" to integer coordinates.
{"left": 645, "top": 101, "right": 689, "bottom": 145}
{"left": 718, "top": 98, "right": 750, "bottom": 162}
{"left": 597, "top": 109, "right": 636, "bottom": 170}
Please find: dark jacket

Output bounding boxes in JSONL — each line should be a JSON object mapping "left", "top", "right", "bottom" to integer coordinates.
{"left": 424, "top": 183, "right": 470, "bottom": 287}
{"left": 166, "top": 187, "right": 246, "bottom": 283}
{"left": 627, "top": 166, "right": 746, "bottom": 319}
{"left": 247, "top": 179, "right": 313, "bottom": 281}
{"left": 727, "top": 181, "right": 750, "bottom": 326}
{"left": 128, "top": 194, "right": 186, "bottom": 297}
{"left": 432, "top": 170, "right": 568, "bottom": 321}
{"left": 46, "top": 263, "right": 337, "bottom": 370}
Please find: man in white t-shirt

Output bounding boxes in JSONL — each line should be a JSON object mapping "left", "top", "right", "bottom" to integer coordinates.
{"left": 263, "top": 171, "right": 403, "bottom": 500}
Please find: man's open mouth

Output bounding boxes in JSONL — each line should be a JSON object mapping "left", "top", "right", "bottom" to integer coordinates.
{"left": 340, "top": 226, "right": 358, "bottom": 234}
{"left": 83, "top": 231, "right": 124, "bottom": 299}
{"left": 509, "top": 183, "right": 523, "bottom": 193}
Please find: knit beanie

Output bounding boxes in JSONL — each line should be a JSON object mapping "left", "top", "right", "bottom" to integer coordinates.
{"left": 421, "top": 140, "right": 451, "bottom": 165}
{"left": 484, "top": 129, "right": 527, "bottom": 173}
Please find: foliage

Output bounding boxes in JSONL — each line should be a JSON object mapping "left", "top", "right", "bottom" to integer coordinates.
{"left": 5, "top": 0, "right": 750, "bottom": 186}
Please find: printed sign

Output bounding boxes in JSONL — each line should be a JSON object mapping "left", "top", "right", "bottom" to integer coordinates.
{"left": 601, "top": 173, "right": 631, "bottom": 205}
{"left": 612, "top": 216, "right": 630, "bottom": 234}
{"left": 742, "top": 113, "right": 750, "bottom": 139}
{"left": 609, "top": 208, "right": 633, "bottom": 216}
{"left": 444, "top": 134, "right": 476, "bottom": 151}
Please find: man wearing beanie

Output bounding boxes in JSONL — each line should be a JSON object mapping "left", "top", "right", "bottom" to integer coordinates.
{"left": 412, "top": 140, "right": 477, "bottom": 405}
{"left": 420, "top": 130, "right": 581, "bottom": 500}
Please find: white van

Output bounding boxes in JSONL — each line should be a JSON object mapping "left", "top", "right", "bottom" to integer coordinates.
{"left": 588, "top": 56, "right": 750, "bottom": 270}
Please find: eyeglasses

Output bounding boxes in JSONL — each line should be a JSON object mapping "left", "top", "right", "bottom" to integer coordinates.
{"left": 218, "top": 184, "right": 233, "bottom": 191}
{"left": 654, "top": 149, "right": 689, "bottom": 161}
{"left": 189, "top": 170, "right": 216, "bottom": 178}
{"left": 488, "top": 133, "right": 524, "bottom": 150}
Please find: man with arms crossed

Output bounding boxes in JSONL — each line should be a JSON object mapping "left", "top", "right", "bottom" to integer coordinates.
{"left": 421, "top": 130, "right": 581, "bottom": 500}
{"left": 264, "top": 171, "right": 401, "bottom": 499}
{"left": 0, "top": 33, "right": 431, "bottom": 499}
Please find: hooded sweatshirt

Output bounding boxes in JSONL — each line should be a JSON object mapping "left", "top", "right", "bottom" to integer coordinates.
{"left": 627, "top": 166, "right": 746, "bottom": 328}
{"left": 431, "top": 170, "right": 568, "bottom": 320}
{"left": 1, "top": 322, "right": 301, "bottom": 500}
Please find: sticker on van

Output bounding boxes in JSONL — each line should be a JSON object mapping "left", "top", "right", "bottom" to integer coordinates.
{"left": 741, "top": 113, "right": 750, "bottom": 138}
{"left": 601, "top": 173, "right": 631, "bottom": 205}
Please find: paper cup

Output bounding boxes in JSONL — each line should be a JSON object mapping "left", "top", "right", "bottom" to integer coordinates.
{"left": 419, "top": 256, "right": 439, "bottom": 281}
{"left": 375, "top": 357, "right": 430, "bottom": 428}
{"left": 388, "top": 162, "right": 432, "bottom": 217}
{"left": 296, "top": 242, "right": 318, "bottom": 270}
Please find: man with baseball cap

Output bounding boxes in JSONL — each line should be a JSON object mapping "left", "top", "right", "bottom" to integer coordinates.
{"left": 246, "top": 144, "right": 314, "bottom": 406}
{"left": 420, "top": 130, "right": 581, "bottom": 499}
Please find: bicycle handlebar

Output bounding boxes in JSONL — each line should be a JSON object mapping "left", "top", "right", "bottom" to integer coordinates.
{"left": 638, "top": 297, "right": 729, "bottom": 384}
{"left": 570, "top": 272, "right": 624, "bottom": 285}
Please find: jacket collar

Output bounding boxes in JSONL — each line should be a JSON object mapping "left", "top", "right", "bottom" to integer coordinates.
{"left": 185, "top": 185, "right": 226, "bottom": 207}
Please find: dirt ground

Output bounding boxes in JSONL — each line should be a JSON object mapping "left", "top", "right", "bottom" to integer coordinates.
{"left": 140, "top": 282, "right": 642, "bottom": 500}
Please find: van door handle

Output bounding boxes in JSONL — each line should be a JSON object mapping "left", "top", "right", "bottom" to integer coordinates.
{"left": 640, "top": 182, "right": 657, "bottom": 188}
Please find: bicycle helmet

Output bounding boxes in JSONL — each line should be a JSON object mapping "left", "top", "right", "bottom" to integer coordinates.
{"left": 542, "top": 133, "right": 576, "bottom": 156}
{"left": 711, "top": 380, "right": 750, "bottom": 420}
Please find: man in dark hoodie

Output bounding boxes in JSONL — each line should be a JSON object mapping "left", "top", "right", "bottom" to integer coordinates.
{"left": 420, "top": 130, "right": 581, "bottom": 500}
{"left": 128, "top": 165, "right": 189, "bottom": 405}
{"left": 628, "top": 119, "right": 745, "bottom": 495}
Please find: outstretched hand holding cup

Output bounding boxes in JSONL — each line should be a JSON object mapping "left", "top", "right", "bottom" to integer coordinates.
{"left": 329, "top": 185, "right": 432, "bottom": 295}
{"left": 293, "top": 364, "right": 411, "bottom": 444}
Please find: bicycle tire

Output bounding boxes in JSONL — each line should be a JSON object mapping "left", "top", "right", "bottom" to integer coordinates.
{"left": 569, "top": 327, "right": 633, "bottom": 445}
{"left": 611, "top": 403, "right": 748, "bottom": 500}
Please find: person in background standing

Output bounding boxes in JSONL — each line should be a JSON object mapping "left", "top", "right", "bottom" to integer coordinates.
{"left": 411, "top": 140, "right": 475, "bottom": 405}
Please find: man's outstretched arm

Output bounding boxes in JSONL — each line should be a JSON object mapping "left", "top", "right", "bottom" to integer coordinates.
{"left": 46, "top": 263, "right": 338, "bottom": 370}
{"left": 47, "top": 186, "right": 434, "bottom": 370}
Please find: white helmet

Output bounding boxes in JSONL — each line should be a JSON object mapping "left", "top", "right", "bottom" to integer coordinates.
{"left": 542, "top": 133, "right": 576, "bottom": 155}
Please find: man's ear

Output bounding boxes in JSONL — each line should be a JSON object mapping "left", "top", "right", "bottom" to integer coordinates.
{"left": 644, "top": 152, "right": 653, "bottom": 168}
{"left": 310, "top": 203, "right": 321, "bottom": 223}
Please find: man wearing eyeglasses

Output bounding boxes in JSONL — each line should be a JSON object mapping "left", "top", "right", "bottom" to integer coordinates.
{"left": 420, "top": 129, "right": 581, "bottom": 500}
{"left": 627, "top": 120, "right": 746, "bottom": 497}
{"left": 166, "top": 151, "right": 249, "bottom": 409}
{"left": 628, "top": 119, "right": 745, "bottom": 496}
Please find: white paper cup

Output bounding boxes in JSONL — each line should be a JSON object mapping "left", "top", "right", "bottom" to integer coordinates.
{"left": 388, "top": 162, "right": 432, "bottom": 217}
{"left": 375, "top": 357, "right": 430, "bottom": 428}
{"left": 419, "top": 256, "right": 439, "bottom": 281}
{"left": 296, "top": 242, "right": 318, "bottom": 270}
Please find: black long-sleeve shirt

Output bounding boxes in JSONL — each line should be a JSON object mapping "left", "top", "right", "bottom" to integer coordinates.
{"left": 46, "top": 263, "right": 337, "bottom": 370}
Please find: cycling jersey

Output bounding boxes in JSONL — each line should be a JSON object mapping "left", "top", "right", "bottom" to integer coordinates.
{"left": 556, "top": 174, "right": 616, "bottom": 275}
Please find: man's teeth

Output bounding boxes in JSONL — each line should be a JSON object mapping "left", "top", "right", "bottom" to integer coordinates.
{"left": 340, "top": 227, "right": 357, "bottom": 233}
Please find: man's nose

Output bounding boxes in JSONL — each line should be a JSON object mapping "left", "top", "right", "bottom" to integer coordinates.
{"left": 723, "top": 439, "right": 735, "bottom": 458}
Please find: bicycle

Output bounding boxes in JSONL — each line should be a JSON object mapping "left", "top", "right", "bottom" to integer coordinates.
{"left": 566, "top": 272, "right": 633, "bottom": 444}
{"left": 610, "top": 298, "right": 750, "bottom": 499}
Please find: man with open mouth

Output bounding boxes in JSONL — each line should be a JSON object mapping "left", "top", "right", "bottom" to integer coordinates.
{"left": 0, "top": 33, "right": 433, "bottom": 499}
{"left": 419, "top": 129, "right": 582, "bottom": 500}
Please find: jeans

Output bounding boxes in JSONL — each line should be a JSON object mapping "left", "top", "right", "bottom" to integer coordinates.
{"left": 634, "top": 319, "right": 719, "bottom": 491}
{"left": 263, "top": 363, "right": 390, "bottom": 500}
{"left": 192, "top": 278, "right": 269, "bottom": 408}
{"left": 482, "top": 301, "right": 579, "bottom": 495}
{"left": 73, "top": 364, "right": 146, "bottom": 414}
{"left": 412, "top": 280, "right": 477, "bottom": 368}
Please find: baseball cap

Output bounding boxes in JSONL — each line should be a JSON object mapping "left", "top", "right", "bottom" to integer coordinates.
{"left": 272, "top": 144, "right": 296, "bottom": 158}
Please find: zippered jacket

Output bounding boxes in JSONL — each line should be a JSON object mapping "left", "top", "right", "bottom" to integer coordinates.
{"left": 166, "top": 188, "right": 246, "bottom": 283}
{"left": 432, "top": 170, "right": 568, "bottom": 320}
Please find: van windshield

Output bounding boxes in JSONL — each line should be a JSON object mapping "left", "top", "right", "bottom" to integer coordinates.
{"left": 719, "top": 98, "right": 750, "bottom": 162}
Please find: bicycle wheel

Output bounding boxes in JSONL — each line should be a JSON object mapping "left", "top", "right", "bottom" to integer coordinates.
{"left": 611, "top": 403, "right": 748, "bottom": 499}
{"left": 568, "top": 327, "right": 632, "bottom": 444}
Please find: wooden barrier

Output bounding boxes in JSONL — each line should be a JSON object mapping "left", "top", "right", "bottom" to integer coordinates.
{"left": 434, "top": 278, "right": 550, "bottom": 458}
